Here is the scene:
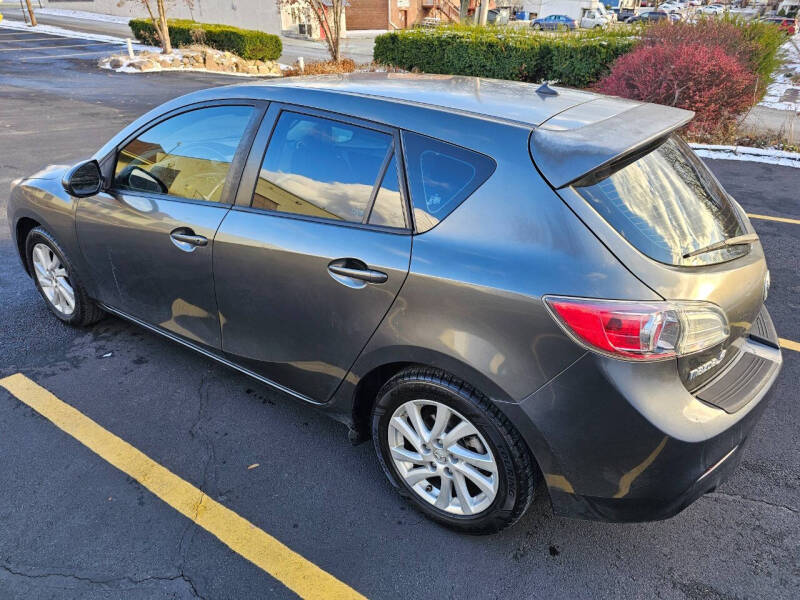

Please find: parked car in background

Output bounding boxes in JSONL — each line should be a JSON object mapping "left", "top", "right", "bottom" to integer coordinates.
{"left": 659, "top": 1, "right": 684, "bottom": 12}
{"left": 627, "top": 10, "right": 670, "bottom": 23}
{"left": 8, "top": 74, "right": 782, "bottom": 534}
{"left": 532, "top": 14, "right": 577, "bottom": 30}
{"left": 761, "top": 16, "right": 797, "bottom": 35}
{"left": 580, "top": 8, "right": 611, "bottom": 28}
{"left": 613, "top": 7, "right": 637, "bottom": 21}
{"left": 698, "top": 4, "right": 725, "bottom": 14}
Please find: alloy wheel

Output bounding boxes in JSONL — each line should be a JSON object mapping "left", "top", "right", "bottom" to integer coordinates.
{"left": 387, "top": 399, "right": 499, "bottom": 516}
{"left": 32, "top": 242, "right": 75, "bottom": 316}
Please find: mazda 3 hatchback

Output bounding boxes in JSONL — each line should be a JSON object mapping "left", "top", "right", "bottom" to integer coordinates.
{"left": 8, "top": 74, "right": 782, "bottom": 533}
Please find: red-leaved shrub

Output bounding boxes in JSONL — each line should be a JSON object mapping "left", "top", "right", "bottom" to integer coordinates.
{"left": 594, "top": 43, "right": 757, "bottom": 136}
{"left": 643, "top": 20, "right": 760, "bottom": 74}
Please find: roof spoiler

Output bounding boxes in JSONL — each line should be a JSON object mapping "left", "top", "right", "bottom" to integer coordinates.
{"left": 529, "top": 100, "right": 694, "bottom": 189}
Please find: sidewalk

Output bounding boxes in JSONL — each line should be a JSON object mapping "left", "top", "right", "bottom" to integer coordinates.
{"left": 742, "top": 105, "right": 800, "bottom": 144}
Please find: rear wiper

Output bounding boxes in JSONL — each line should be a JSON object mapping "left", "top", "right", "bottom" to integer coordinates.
{"left": 683, "top": 233, "right": 760, "bottom": 259}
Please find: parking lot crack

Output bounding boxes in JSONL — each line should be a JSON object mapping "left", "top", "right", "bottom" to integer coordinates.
{"left": 706, "top": 491, "right": 798, "bottom": 515}
{"left": 0, "top": 562, "right": 204, "bottom": 596}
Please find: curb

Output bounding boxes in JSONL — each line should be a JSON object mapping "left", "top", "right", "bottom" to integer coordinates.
{"left": 689, "top": 144, "right": 800, "bottom": 169}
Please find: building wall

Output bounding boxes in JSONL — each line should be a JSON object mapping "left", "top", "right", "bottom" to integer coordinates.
{"left": 43, "top": 0, "right": 283, "bottom": 34}
{"left": 389, "top": 0, "right": 428, "bottom": 29}
{"left": 346, "top": 0, "right": 454, "bottom": 30}
{"left": 347, "top": 0, "right": 390, "bottom": 29}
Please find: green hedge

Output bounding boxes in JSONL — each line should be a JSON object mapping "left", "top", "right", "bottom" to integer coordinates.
{"left": 129, "top": 19, "right": 282, "bottom": 61}
{"left": 373, "top": 26, "right": 637, "bottom": 87}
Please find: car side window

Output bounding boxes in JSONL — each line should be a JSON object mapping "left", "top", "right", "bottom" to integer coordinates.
{"left": 114, "top": 105, "right": 254, "bottom": 203}
{"left": 402, "top": 131, "right": 496, "bottom": 233}
{"left": 252, "top": 111, "right": 393, "bottom": 224}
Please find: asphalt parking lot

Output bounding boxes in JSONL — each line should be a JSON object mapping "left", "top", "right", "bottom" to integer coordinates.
{"left": 1, "top": 29, "right": 799, "bottom": 600}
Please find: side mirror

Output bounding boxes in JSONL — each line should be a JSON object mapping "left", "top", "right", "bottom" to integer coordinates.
{"left": 62, "top": 160, "right": 103, "bottom": 197}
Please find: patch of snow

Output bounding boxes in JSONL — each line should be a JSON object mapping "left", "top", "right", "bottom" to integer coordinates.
{"left": 759, "top": 33, "right": 800, "bottom": 112}
{"left": 100, "top": 49, "right": 283, "bottom": 78}
{"left": 0, "top": 18, "right": 156, "bottom": 50}
{"left": 34, "top": 8, "right": 132, "bottom": 25}
{"left": 690, "top": 143, "right": 800, "bottom": 168}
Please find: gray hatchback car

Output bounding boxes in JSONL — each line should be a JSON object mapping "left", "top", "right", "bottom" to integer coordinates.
{"left": 8, "top": 74, "right": 782, "bottom": 533}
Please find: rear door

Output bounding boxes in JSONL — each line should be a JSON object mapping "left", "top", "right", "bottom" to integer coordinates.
{"left": 212, "top": 104, "right": 412, "bottom": 401}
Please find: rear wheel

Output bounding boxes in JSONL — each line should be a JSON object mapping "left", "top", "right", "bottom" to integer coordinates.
{"left": 532, "top": 23, "right": 542, "bottom": 30}
{"left": 26, "top": 227, "right": 104, "bottom": 327}
{"left": 372, "top": 367, "right": 537, "bottom": 534}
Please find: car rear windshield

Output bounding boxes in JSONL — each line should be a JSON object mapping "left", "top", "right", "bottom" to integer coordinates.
{"left": 573, "top": 135, "right": 746, "bottom": 266}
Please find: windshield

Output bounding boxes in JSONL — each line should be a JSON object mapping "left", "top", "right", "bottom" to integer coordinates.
{"left": 574, "top": 135, "right": 746, "bottom": 266}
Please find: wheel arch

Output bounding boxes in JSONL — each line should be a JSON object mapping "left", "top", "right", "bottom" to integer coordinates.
{"left": 15, "top": 216, "right": 42, "bottom": 276}
{"left": 344, "top": 346, "right": 517, "bottom": 443}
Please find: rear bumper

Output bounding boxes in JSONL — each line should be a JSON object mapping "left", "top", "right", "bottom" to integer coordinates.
{"left": 497, "top": 312, "right": 782, "bottom": 523}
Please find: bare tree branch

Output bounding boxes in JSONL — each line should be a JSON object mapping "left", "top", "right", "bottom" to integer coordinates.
{"left": 279, "top": 0, "right": 345, "bottom": 63}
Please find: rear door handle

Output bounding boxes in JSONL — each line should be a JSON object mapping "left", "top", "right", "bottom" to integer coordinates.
{"left": 169, "top": 228, "right": 208, "bottom": 251}
{"left": 328, "top": 260, "right": 388, "bottom": 284}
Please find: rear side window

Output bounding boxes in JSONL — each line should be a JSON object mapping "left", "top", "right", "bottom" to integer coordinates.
{"left": 402, "top": 132, "right": 496, "bottom": 232}
{"left": 574, "top": 135, "right": 746, "bottom": 266}
{"left": 252, "top": 112, "right": 394, "bottom": 224}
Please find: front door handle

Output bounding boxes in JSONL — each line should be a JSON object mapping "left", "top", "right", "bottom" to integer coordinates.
{"left": 328, "top": 259, "right": 388, "bottom": 284}
{"left": 170, "top": 228, "right": 208, "bottom": 251}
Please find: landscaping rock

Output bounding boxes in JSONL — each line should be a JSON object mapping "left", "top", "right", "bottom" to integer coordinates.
{"left": 205, "top": 53, "right": 220, "bottom": 71}
{"left": 129, "top": 59, "right": 158, "bottom": 72}
{"left": 109, "top": 56, "right": 126, "bottom": 69}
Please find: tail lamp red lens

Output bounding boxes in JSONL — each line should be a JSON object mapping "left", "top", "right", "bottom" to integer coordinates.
{"left": 544, "top": 296, "right": 729, "bottom": 361}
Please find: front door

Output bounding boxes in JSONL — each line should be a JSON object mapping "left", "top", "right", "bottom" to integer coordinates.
{"left": 76, "top": 103, "right": 259, "bottom": 348}
{"left": 213, "top": 105, "right": 412, "bottom": 401}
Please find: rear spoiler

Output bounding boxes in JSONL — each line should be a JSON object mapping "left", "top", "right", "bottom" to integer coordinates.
{"left": 529, "top": 99, "right": 694, "bottom": 189}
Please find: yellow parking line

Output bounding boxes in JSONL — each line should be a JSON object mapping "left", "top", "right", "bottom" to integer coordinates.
{"left": 0, "top": 373, "right": 365, "bottom": 600}
{"left": 747, "top": 213, "right": 800, "bottom": 225}
{"left": 780, "top": 338, "right": 800, "bottom": 353}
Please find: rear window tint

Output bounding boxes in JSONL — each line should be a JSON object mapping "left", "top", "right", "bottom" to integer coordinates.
{"left": 574, "top": 135, "right": 746, "bottom": 266}
{"left": 402, "top": 132, "right": 495, "bottom": 232}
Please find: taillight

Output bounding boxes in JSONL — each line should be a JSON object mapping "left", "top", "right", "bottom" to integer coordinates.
{"left": 544, "top": 296, "right": 729, "bottom": 361}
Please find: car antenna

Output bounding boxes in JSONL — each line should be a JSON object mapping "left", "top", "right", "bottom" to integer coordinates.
{"left": 536, "top": 82, "right": 558, "bottom": 96}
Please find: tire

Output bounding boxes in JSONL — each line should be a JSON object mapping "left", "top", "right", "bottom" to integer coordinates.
{"left": 532, "top": 23, "right": 542, "bottom": 30}
{"left": 371, "top": 367, "right": 537, "bottom": 534}
{"left": 25, "top": 227, "right": 104, "bottom": 327}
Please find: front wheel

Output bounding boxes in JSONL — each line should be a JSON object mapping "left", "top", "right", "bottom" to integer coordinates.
{"left": 532, "top": 23, "right": 542, "bottom": 30}
{"left": 26, "top": 227, "right": 104, "bottom": 327}
{"left": 372, "top": 367, "right": 537, "bottom": 534}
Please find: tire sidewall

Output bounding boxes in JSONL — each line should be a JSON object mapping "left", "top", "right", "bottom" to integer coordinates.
{"left": 25, "top": 228, "right": 85, "bottom": 325}
{"left": 372, "top": 375, "right": 521, "bottom": 533}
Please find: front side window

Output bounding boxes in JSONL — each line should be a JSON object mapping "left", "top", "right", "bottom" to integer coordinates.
{"left": 252, "top": 112, "right": 394, "bottom": 224}
{"left": 402, "top": 132, "right": 496, "bottom": 233}
{"left": 574, "top": 135, "right": 746, "bottom": 266}
{"left": 114, "top": 105, "right": 254, "bottom": 203}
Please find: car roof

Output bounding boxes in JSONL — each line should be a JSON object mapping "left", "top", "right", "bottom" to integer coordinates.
{"left": 224, "top": 73, "right": 600, "bottom": 128}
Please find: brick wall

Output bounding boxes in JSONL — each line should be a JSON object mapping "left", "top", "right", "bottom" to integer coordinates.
{"left": 347, "top": 0, "right": 390, "bottom": 30}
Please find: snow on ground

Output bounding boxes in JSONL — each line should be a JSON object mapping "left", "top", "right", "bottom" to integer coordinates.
{"left": 759, "top": 33, "right": 800, "bottom": 112}
{"left": 0, "top": 18, "right": 155, "bottom": 49}
{"left": 690, "top": 143, "right": 800, "bottom": 168}
{"left": 32, "top": 8, "right": 132, "bottom": 25}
